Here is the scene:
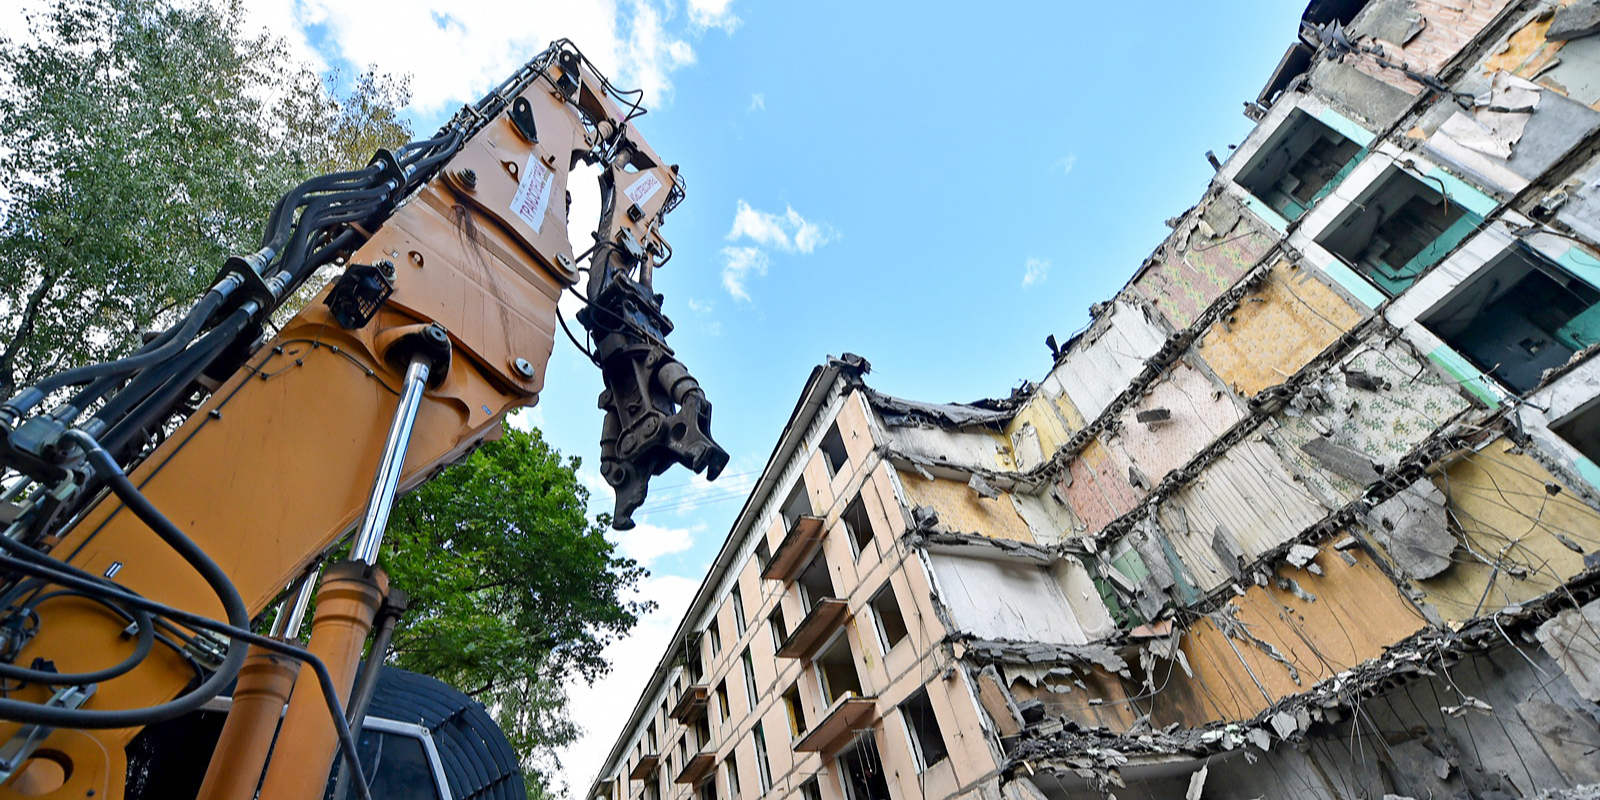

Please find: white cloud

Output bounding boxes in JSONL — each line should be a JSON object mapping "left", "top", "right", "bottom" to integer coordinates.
{"left": 612, "top": 521, "right": 701, "bottom": 567}
{"left": 687, "top": 0, "right": 740, "bottom": 31}
{"left": 1023, "top": 257, "right": 1050, "bottom": 287}
{"left": 686, "top": 298, "right": 714, "bottom": 314}
{"left": 558, "top": 572, "right": 699, "bottom": 794}
{"left": 253, "top": 0, "right": 717, "bottom": 117}
{"left": 1053, "top": 153, "right": 1078, "bottom": 175}
{"left": 720, "top": 245, "right": 769, "bottom": 302}
{"left": 748, "top": 92, "right": 765, "bottom": 111}
{"left": 726, "top": 200, "right": 833, "bottom": 254}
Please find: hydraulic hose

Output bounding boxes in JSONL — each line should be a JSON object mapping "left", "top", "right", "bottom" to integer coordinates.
{"left": 0, "top": 432, "right": 248, "bottom": 728}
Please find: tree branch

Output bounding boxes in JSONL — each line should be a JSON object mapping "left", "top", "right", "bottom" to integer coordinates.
{"left": 0, "top": 271, "right": 61, "bottom": 396}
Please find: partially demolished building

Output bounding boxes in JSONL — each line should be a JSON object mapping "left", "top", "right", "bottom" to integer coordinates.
{"left": 589, "top": 1, "right": 1600, "bottom": 798}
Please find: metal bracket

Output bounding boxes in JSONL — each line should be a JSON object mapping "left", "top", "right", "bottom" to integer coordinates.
{"left": 0, "top": 684, "right": 95, "bottom": 782}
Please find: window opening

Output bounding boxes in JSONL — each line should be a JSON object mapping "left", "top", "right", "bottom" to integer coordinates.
{"left": 755, "top": 539, "right": 772, "bottom": 573}
{"left": 725, "top": 755, "right": 740, "bottom": 798}
{"left": 800, "top": 778, "right": 823, "bottom": 800}
{"left": 842, "top": 496, "right": 874, "bottom": 557}
{"left": 899, "top": 688, "right": 949, "bottom": 770}
{"left": 741, "top": 649, "right": 758, "bottom": 713}
{"left": 715, "top": 680, "right": 730, "bottom": 723}
{"left": 782, "top": 682, "right": 807, "bottom": 738}
{"left": 838, "top": 734, "right": 891, "bottom": 800}
{"left": 814, "top": 633, "right": 863, "bottom": 706}
{"left": 1421, "top": 244, "right": 1600, "bottom": 394}
{"left": 796, "top": 552, "right": 834, "bottom": 612}
{"left": 768, "top": 607, "right": 788, "bottom": 652}
{"left": 753, "top": 723, "right": 773, "bottom": 793}
{"left": 732, "top": 586, "right": 747, "bottom": 636}
{"left": 870, "top": 584, "right": 909, "bottom": 651}
{"left": 781, "top": 482, "right": 813, "bottom": 530}
{"left": 709, "top": 619, "right": 721, "bottom": 657}
{"left": 1315, "top": 167, "right": 1480, "bottom": 297}
{"left": 820, "top": 423, "right": 849, "bottom": 476}
{"left": 1236, "top": 109, "right": 1364, "bottom": 221}
{"left": 1554, "top": 396, "right": 1600, "bottom": 465}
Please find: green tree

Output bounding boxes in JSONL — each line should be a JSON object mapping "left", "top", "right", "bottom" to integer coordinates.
{"left": 0, "top": 0, "right": 411, "bottom": 396}
{"left": 383, "top": 426, "right": 653, "bottom": 795}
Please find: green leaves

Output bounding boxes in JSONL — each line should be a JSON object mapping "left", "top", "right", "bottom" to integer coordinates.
{"left": 383, "top": 426, "right": 651, "bottom": 794}
{"left": 0, "top": 0, "right": 411, "bottom": 396}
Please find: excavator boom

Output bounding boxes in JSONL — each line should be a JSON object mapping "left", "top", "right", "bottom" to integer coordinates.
{"left": 0, "top": 40, "right": 724, "bottom": 798}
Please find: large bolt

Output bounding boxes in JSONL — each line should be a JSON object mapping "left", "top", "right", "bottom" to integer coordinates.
{"left": 511, "top": 357, "right": 536, "bottom": 380}
{"left": 456, "top": 168, "right": 478, "bottom": 189}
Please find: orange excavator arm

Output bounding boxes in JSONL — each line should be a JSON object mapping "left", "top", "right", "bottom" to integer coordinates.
{"left": 0, "top": 40, "right": 724, "bottom": 799}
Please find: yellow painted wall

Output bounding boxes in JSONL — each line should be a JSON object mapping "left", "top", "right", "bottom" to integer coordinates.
{"left": 1002, "top": 394, "right": 1074, "bottom": 467}
{"left": 1196, "top": 260, "right": 1364, "bottom": 397}
{"left": 897, "top": 472, "right": 1036, "bottom": 544}
{"left": 1398, "top": 443, "right": 1600, "bottom": 624}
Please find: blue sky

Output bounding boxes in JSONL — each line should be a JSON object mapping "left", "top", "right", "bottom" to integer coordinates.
{"left": 2, "top": 0, "right": 1310, "bottom": 789}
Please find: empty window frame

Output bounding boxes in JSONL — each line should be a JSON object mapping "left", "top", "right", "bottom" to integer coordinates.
{"left": 1420, "top": 244, "right": 1600, "bottom": 394}
{"left": 695, "top": 716, "right": 713, "bottom": 752}
{"left": 741, "top": 649, "right": 758, "bottom": 713}
{"left": 838, "top": 734, "right": 891, "bottom": 800}
{"left": 796, "top": 552, "right": 834, "bottom": 611}
{"left": 698, "top": 777, "right": 716, "bottom": 800}
{"left": 842, "top": 496, "right": 874, "bottom": 558}
{"left": 1314, "top": 166, "right": 1481, "bottom": 297}
{"left": 782, "top": 682, "right": 807, "bottom": 738}
{"left": 725, "top": 755, "right": 741, "bottom": 799}
{"left": 870, "top": 583, "right": 909, "bottom": 652}
{"left": 780, "top": 482, "right": 813, "bottom": 530}
{"left": 820, "top": 423, "right": 849, "bottom": 476}
{"left": 753, "top": 722, "right": 773, "bottom": 794}
{"left": 1236, "top": 108, "right": 1365, "bottom": 221}
{"left": 814, "top": 633, "right": 863, "bottom": 706}
{"left": 755, "top": 538, "right": 772, "bottom": 573}
{"left": 709, "top": 619, "right": 722, "bottom": 659}
{"left": 768, "top": 607, "right": 789, "bottom": 652}
{"left": 899, "top": 688, "right": 950, "bottom": 770}
{"left": 732, "top": 585, "right": 747, "bottom": 636}
{"left": 716, "top": 680, "right": 730, "bottom": 723}
{"left": 800, "top": 777, "right": 823, "bottom": 800}
{"left": 647, "top": 722, "right": 658, "bottom": 752}
{"left": 1554, "top": 396, "right": 1600, "bottom": 465}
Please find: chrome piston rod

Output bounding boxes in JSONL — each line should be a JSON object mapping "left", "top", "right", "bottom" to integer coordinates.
{"left": 349, "top": 358, "right": 430, "bottom": 565}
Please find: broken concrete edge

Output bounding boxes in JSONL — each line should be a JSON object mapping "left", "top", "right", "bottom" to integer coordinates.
{"left": 907, "top": 529, "right": 1057, "bottom": 564}
{"left": 989, "top": 568, "right": 1600, "bottom": 780}
{"left": 863, "top": 387, "right": 1018, "bottom": 430}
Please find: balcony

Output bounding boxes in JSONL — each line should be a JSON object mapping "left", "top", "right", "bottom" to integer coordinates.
{"left": 775, "top": 599, "right": 850, "bottom": 660}
{"left": 762, "top": 515, "right": 826, "bottom": 582}
{"left": 669, "top": 685, "right": 709, "bottom": 723}
{"left": 794, "top": 696, "right": 877, "bottom": 753}
{"left": 628, "top": 753, "right": 660, "bottom": 781}
{"left": 673, "top": 752, "right": 716, "bottom": 785}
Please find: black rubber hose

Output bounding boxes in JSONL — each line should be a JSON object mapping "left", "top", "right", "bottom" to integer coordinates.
{"left": 0, "top": 552, "right": 374, "bottom": 800}
{"left": 3, "top": 289, "right": 229, "bottom": 415}
{"left": 94, "top": 308, "right": 252, "bottom": 457}
{"left": 0, "top": 432, "right": 248, "bottom": 728}
{"left": 0, "top": 594, "right": 153, "bottom": 686}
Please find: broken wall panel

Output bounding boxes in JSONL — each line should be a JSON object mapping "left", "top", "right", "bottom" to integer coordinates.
{"left": 1002, "top": 661, "right": 1145, "bottom": 735}
{"left": 882, "top": 423, "right": 1009, "bottom": 474}
{"left": 1003, "top": 397, "right": 1076, "bottom": 472}
{"left": 1149, "top": 542, "right": 1427, "bottom": 727}
{"left": 1348, "top": 0, "right": 1518, "bottom": 97}
{"left": 1272, "top": 334, "right": 1472, "bottom": 502}
{"left": 1155, "top": 437, "right": 1330, "bottom": 593}
{"left": 1045, "top": 298, "right": 1172, "bottom": 422}
{"left": 1131, "top": 197, "right": 1280, "bottom": 329}
{"left": 1186, "top": 642, "right": 1600, "bottom": 800}
{"left": 1010, "top": 489, "right": 1081, "bottom": 548}
{"left": 1384, "top": 443, "right": 1600, "bottom": 624}
{"left": 1101, "top": 360, "right": 1248, "bottom": 489}
{"left": 1484, "top": 6, "right": 1600, "bottom": 107}
{"left": 1195, "top": 260, "right": 1367, "bottom": 398}
{"left": 1060, "top": 438, "right": 1145, "bottom": 535}
{"left": 927, "top": 553, "right": 1091, "bottom": 644}
{"left": 897, "top": 470, "right": 1036, "bottom": 543}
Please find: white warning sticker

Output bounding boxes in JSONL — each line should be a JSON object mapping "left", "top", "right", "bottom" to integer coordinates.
{"left": 509, "top": 154, "right": 554, "bottom": 234}
{"left": 625, "top": 172, "right": 663, "bottom": 208}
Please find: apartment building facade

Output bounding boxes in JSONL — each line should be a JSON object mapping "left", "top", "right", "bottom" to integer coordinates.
{"left": 591, "top": 0, "right": 1600, "bottom": 798}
